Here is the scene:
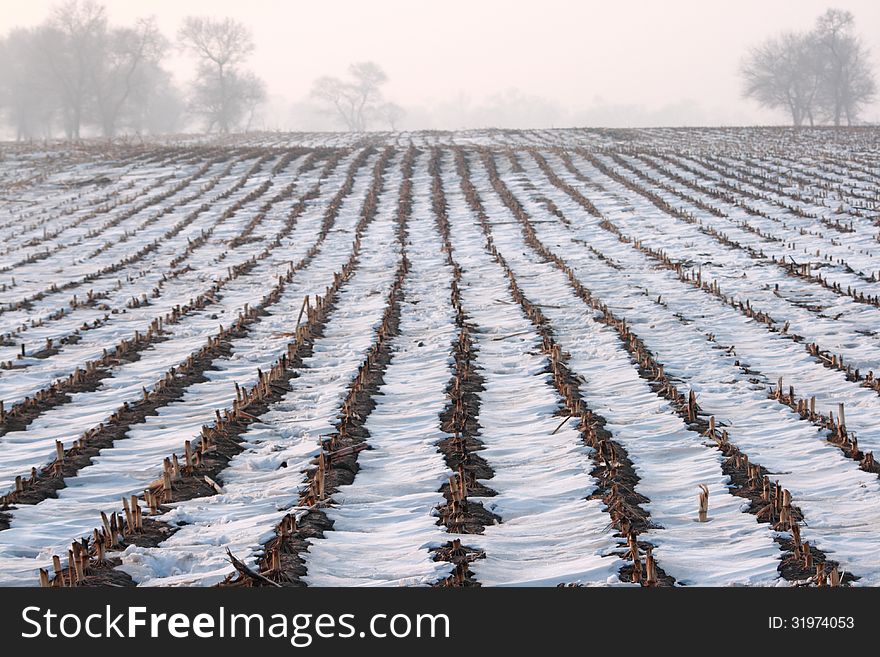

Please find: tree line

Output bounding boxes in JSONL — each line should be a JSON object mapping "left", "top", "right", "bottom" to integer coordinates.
{"left": 741, "top": 8, "right": 876, "bottom": 126}
{"left": 0, "top": 0, "right": 266, "bottom": 139}
{"left": 0, "top": 0, "right": 406, "bottom": 140}
{"left": 2, "top": 2, "right": 875, "bottom": 138}
{"left": 310, "top": 62, "right": 404, "bottom": 131}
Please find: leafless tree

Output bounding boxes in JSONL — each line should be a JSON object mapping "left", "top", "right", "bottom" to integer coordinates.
{"left": 178, "top": 16, "right": 265, "bottom": 133}
{"left": 90, "top": 18, "right": 168, "bottom": 137}
{"left": 311, "top": 61, "right": 389, "bottom": 131}
{"left": 0, "top": 1, "right": 183, "bottom": 139}
{"left": 126, "top": 63, "right": 185, "bottom": 135}
{"left": 741, "top": 32, "right": 821, "bottom": 126}
{"left": 376, "top": 101, "right": 405, "bottom": 131}
{"left": 741, "top": 8, "right": 875, "bottom": 126}
{"left": 813, "top": 9, "right": 875, "bottom": 126}
{"left": 191, "top": 65, "right": 266, "bottom": 133}
{"left": 311, "top": 75, "right": 360, "bottom": 131}
{"left": 348, "top": 62, "right": 387, "bottom": 131}
{"left": 44, "top": 0, "right": 107, "bottom": 138}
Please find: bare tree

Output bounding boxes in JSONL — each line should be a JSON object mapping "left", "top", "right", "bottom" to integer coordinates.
{"left": 0, "top": 1, "right": 183, "bottom": 139}
{"left": 89, "top": 18, "right": 168, "bottom": 137}
{"left": 813, "top": 9, "right": 875, "bottom": 126}
{"left": 238, "top": 72, "right": 267, "bottom": 131}
{"left": 44, "top": 0, "right": 107, "bottom": 138}
{"left": 741, "top": 32, "right": 821, "bottom": 126}
{"left": 376, "top": 101, "right": 405, "bottom": 131}
{"left": 191, "top": 65, "right": 265, "bottom": 133}
{"left": 741, "top": 8, "right": 876, "bottom": 126}
{"left": 178, "top": 16, "right": 264, "bottom": 133}
{"left": 348, "top": 62, "right": 387, "bottom": 131}
{"left": 126, "top": 63, "right": 185, "bottom": 135}
{"left": 311, "top": 75, "right": 360, "bottom": 130}
{"left": 311, "top": 61, "right": 389, "bottom": 131}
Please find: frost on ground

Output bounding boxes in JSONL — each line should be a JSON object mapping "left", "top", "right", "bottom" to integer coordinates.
{"left": 1, "top": 127, "right": 879, "bottom": 587}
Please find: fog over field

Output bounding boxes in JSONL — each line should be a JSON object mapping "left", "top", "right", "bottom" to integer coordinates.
{"left": 2, "top": 1, "right": 880, "bottom": 595}
{"left": 2, "top": 0, "right": 879, "bottom": 132}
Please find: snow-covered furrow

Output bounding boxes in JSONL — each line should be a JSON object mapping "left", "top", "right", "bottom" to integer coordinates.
{"left": 617, "top": 151, "right": 867, "bottom": 265}
{"left": 0, "top": 153, "right": 186, "bottom": 242}
{"left": 0, "top": 151, "right": 395, "bottom": 586}
{"left": 0, "top": 161, "right": 260, "bottom": 362}
{"left": 469, "top": 155, "right": 783, "bottom": 587}
{"left": 0, "top": 171, "right": 103, "bottom": 230}
{"left": 0, "top": 156, "right": 262, "bottom": 304}
{"left": 0, "top": 179, "right": 179, "bottom": 273}
{"left": 104, "top": 161, "right": 404, "bottom": 588}
{"left": 583, "top": 154, "right": 880, "bottom": 344}
{"left": 0, "top": 154, "right": 311, "bottom": 404}
{"left": 648, "top": 151, "right": 879, "bottom": 244}
{"left": 802, "top": 156, "right": 880, "bottom": 186}
{"left": 0, "top": 153, "right": 300, "bottom": 352}
{"left": 652, "top": 152, "right": 880, "bottom": 277}
{"left": 1, "top": 152, "right": 254, "bottom": 269}
{"left": 627, "top": 153, "right": 880, "bottom": 361}
{"left": 499, "top": 156, "right": 880, "bottom": 585}
{"left": 713, "top": 152, "right": 879, "bottom": 212}
{"left": 656, "top": 155, "right": 880, "bottom": 264}
{"left": 442, "top": 155, "right": 624, "bottom": 587}
{"left": 751, "top": 155, "right": 874, "bottom": 211}
{"left": 0, "top": 151, "right": 378, "bottom": 493}
{"left": 0, "top": 156, "right": 276, "bottom": 313}
{"left": 0, "top": 154, "right": 330, "bottom": 410}
{"left": 0, "top": 165, "right": 177, "bottom": 259}
{"left": 0, "top": 156, "right": 295, "bottom": 362}
{"left": 571, "top": 152, "right": 880, "bottom": 373}
{"left": 767, "top": 149, "right": 880, "bottom": 185}
{"left": 0, "top": 155, "right": 262, "bottom": 331}
{"left": 302, "top": 154, "right": 455, "bottom": 587}
{"left": 634, "top": 150, "right": 880, "bottom": 291}
{"left": 5, "top": 156, "right": 313, "bottom": 335}
{"left": 550, "top": 154, "right": 880, "bottom": 456}
{"left": 688, "top": 151, "right": 877, "bottom": 224}
{"left": 0, "top": 173, "right": 176, "bottom": 274}
{"left": 0, "top": 155, "right": 231, "bottom": 275}
{"left": 0, "top": 151, "right": 194, "bottom": 245}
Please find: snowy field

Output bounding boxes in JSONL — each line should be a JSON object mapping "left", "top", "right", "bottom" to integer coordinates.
{"left": 1, "top": 127, "right": 879, "bottom": 587}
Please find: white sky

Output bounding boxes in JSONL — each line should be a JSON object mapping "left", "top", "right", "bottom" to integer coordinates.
{"left": 3, "top": 0, "right": 879, "bottom": 128}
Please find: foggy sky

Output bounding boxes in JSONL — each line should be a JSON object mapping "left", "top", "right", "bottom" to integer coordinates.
{"left": 4, "top": 0, "right": 880, "bottom": 129}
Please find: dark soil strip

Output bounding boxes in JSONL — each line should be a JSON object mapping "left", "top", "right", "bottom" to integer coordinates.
{"left": 593, "top": 150, "right": 880, "bottom": 310}
{"left": 37, "top": 285, "right": 343, "bottom": 588}
{"left": 2, "top": 287, "right": 271, "bottom": 527}
{"left": 533, "top": 151, "right": 880, "bottom": 469}
{"left": 222, "top": 151, "right": 407, "bottom": 587}
{"left": 488, "top": 149, "right": 852, "bottom": 586}
{"left": 0, "top": 151, "right": 272, "bottom": 314}
{"left": 0, "top": 150, "right": 346, "bottom": 435}
{"left": 459, "top": 148, "right": 673, "bottom": 586}
{"left": 40, "top": 148, "right": 395, "bottom": 587}
{"left": 427, "top": 147, "right": 497, "bottom": 587}
{"left": 1, "top": 149, "right": 377, "bottom": 524}
{"left": 233, "top": 258, "right": 409, "bottom": 588}
{"left": 0, "top": 158, "right": 295, "bottom": 436}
